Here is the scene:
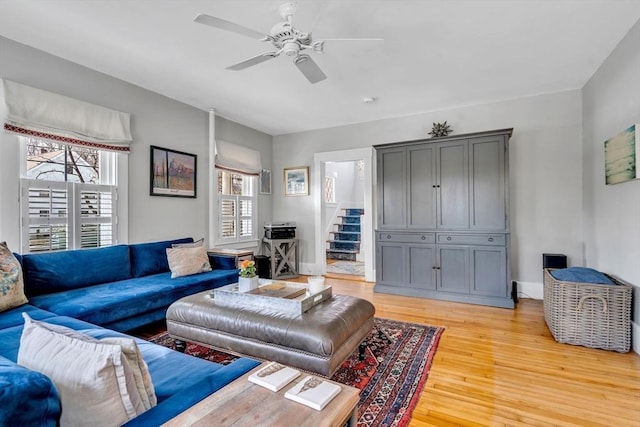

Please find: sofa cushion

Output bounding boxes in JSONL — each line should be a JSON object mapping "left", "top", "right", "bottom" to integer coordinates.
{"left": 0, "top": 304, "right": 57, "bottom": 330}
{"left": 166, "top": 246, "right": 212, "bottom": 278}
{"left": 130, "top": 238, "right": 193, "bottom": 278}
{"left": 18, "top": 314, "right": 146, "bottom": 425}
{"left": 0, "top": 242, "right": 28, "bottom": 312}
{"left": 28, "top": 269, "right": 238, "bottom": 327}
{"left": 22, "top": 245, "right": 132, "bottom": 296}
{"left": 0, "top": 355, "right": 61, "bottom": 427}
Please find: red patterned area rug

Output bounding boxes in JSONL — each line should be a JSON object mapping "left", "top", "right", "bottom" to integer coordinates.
{"left": 150, "top": 317, "right": 444, "bottom": 427}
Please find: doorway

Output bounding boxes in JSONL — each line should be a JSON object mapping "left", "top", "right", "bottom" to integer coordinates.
{"left": 313, "top": 148, "right": 374, "bottom": 282}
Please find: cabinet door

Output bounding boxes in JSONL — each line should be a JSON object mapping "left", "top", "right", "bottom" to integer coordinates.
{"left": 377, "top": 148, "right": 406, "bottom": 229}
{"left": 437, "top": 245, "right": 469, "bottom": 294}
{"left": 408, "top": 145, "right": 436, "bottom": 229}
{"left": 376, "top": 242, "right": 405, "bottom": 287}
{"left": 437, "top": 141, "right": 469, "bottom": 229}
{"left": 470, "top": 246, "right": 507, "bottom": 297}
{"left": 408, "top": 244, "right": 436, "bottom": 290}
{"left": 469, "top": 136, "right": 506, "bottom": 230}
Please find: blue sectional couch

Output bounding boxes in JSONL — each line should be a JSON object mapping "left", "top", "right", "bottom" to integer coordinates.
{"left": 0, "top": 238, "right": 260, "bottom": 426}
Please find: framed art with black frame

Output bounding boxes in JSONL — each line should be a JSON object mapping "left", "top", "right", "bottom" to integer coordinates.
{"left": 150, "top": 145, "right": 197, "bottom": 198}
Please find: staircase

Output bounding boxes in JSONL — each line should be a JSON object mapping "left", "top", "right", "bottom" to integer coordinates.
{"left": 326, "top": 208, "right": 363, "bottom": 261}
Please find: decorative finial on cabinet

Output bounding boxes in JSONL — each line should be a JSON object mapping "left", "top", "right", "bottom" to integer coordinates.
{"left": 428, "top": 121, "right": 452, "bottom": 138}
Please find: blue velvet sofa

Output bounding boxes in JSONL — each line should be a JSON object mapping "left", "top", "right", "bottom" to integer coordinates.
{"left": 0, "top": 238, "right": 260, "bottom": 426}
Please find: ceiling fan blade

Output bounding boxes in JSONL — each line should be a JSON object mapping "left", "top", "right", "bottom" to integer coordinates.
{"left": 320, "top": 38, "right": 384, "bottom": 42}
{"left": 226, "top": 52, "right": 277, "bottom": 71}
{"left": 294, "top": 55, "right": 326, "bottom": 84}
{"left": 194, "top": 14, "right": 265, "bottom": 39}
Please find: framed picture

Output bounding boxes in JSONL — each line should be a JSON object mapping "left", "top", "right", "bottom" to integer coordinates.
{"left": 259, "top": 169, "right": 272, "bottom": 194}
{"left": 604, "top": 124, "right": 639, "bottom": 185}
{"left": 150, "top": 145, "right": 197, "bottom": 198}
{"left": 284, "top": 166, "right": 309, "bottom": 196}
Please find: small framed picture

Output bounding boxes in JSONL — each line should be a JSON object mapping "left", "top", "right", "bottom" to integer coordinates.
{"left": 284, "top": 166, "right": 309, "bottom": 196}
{"left": 260, "top": 169, "right": 272, "bottom": 194}
{"left": 150, "top": 145, "right": 197, "bottom": 198}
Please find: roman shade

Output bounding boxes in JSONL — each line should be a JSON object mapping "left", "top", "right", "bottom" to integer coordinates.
{"left": 215, "top": 139, "right": 261, "bottom": 175}
{"left": 2, "top": 79, "right": 132, "bottom": 152}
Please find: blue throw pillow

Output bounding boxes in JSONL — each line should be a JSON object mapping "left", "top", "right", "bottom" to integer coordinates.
{"left": 550, "top": 267, "right": 614, "bottom": 285}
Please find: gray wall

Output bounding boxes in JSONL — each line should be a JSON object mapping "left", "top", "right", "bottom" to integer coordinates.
{"left": 0, "top": 36, "right": 272, "bottom": 249}
{"left": 274, "top": 90, "right": 584, "bottom": 298}
{"left": 582, "top": 19, "right": 640, "bottom": 353}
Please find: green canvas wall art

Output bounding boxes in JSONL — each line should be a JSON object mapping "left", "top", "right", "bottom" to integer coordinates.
{"left": 604, "top": 124, "right": 638, "bottom": 185}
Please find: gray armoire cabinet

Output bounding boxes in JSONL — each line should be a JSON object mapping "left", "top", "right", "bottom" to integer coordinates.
{"left": 374, "top": 128, "right": 513, "bottom": 308}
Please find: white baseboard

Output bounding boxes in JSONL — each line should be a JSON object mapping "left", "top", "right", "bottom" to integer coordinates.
{"left": 516, "top": 281, "right": 543, "bottom": 300}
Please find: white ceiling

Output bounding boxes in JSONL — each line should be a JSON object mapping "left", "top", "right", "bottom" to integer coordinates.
{"left": 1, "top": 0, "right": 639, "bottom": 136}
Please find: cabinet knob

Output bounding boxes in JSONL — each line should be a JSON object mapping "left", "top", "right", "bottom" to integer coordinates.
{"left": 488, "top": 237, "right": 494, "bottom": 242}
{"left": 447, "top": 236, "right": 452, "bottom": 241}
{"left": 432, "top": 185, "right": 436, "bottom": 188}
{"left": 421, "top": 235, "right": 426, "bottom": 240}
{"left": 386, "top": 234, "right": 391, "bottom": 239}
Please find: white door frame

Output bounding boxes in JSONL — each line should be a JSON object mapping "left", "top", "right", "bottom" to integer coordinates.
{"left": 313, "top": 147, "right": 375, "bottom": 282}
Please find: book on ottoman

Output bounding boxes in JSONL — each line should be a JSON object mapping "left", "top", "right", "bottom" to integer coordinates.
{"left": 248, "top": 362, "right": 300, "bottom": 392}
{"left": 284, "top": 376, "right": 341, "bottom": 410}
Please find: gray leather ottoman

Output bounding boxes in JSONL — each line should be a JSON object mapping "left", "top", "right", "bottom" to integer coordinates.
{"left": 166, "top": 290, "right": 375, "bottom": 377}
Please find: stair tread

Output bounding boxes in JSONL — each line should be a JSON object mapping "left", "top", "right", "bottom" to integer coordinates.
{"left": 326, "top": 249, "right": 359, "bottom": 254}
{"left": 330, "top": 230, "right": 360, "bottom": 234}
{"left": 326, "top": 239, "right": 361, "bottom": 243}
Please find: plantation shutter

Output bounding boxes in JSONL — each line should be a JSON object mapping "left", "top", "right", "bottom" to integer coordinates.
{"left": 75, "top": 184, "right": 117, "bottom": 248}
{"left": 21, "top": 179, "right": 71, "bottom": 252}
{"left": 20, "top": 179, "right": 117, "bottom": 252}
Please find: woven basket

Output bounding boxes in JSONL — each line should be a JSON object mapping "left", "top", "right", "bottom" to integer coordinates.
{"left": 543, "top": 268, "right": 632, "bottom": 353}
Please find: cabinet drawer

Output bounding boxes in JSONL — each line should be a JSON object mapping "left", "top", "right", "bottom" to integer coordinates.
{"left": 376, "top": 232, "right": 435, "bottom": 244}
{"left": 437, "top": 233, "right": 506, "bottom": 246}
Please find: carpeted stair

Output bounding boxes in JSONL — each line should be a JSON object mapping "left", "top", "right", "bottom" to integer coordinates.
{"left": 327, "top": 208, "right": 363, "bottom": 261}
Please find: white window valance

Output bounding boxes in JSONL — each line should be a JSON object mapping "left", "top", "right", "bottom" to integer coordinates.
{"left": 215, "top": 140, "right": 261, "bottom": 175}
{"left": 2, "top": 79, "right": 132, "bottom": 153}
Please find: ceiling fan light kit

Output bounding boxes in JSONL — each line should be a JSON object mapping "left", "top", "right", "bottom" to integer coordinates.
{"left": 194, "top": 2, "right": 382, "bottom": 84}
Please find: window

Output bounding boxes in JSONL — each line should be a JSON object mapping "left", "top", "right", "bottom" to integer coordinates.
{"left": 20, "top": 138, "right": 117, "bottom": 253}
{"left": 217, "top": 170, "right": 256, "bottom": 242}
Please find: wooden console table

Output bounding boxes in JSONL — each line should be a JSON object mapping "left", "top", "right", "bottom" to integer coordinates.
{"left": 261, "top": 238, "right": 299, "bottom": 279}
{"left": 162, "top": 362, "right": 359, "bottom": 427}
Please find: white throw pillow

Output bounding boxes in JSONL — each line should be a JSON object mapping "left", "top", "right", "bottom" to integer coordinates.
{"left": 0, "top": 241, "right": 28, "bottom": 312}
{"left": 166, "top": 246, "right": 212, "bottom": 278}
{"left": 18, "top": 314, "right": 146, "bottom": 426}
{"left": 102, "top": 337, "right": 157, "bottom": 410}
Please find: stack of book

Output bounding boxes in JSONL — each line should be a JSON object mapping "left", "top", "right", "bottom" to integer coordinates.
{"left": 248, "top": 362, "right": 342, "bottom": 410}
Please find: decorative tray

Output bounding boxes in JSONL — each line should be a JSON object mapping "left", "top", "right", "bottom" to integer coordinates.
{"left": 212, "top": 280, "right": 332, "bottom": 314}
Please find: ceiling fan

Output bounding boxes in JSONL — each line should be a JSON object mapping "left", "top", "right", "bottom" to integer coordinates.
{"left": 194, "top": 2, "right": 382, "bottom": 84}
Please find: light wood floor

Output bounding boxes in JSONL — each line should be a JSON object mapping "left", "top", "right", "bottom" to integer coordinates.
{"left": 292, "top": 276, "right": 640, "bottom": 427}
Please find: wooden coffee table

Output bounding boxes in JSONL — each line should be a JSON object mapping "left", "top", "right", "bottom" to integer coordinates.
{"left": 162, "top": 362, "right": 360, "bottom": 427}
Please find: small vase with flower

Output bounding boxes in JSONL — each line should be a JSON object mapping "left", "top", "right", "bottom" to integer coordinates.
{"left": 238, "top": 260, "right": 259, "bottom": 292}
